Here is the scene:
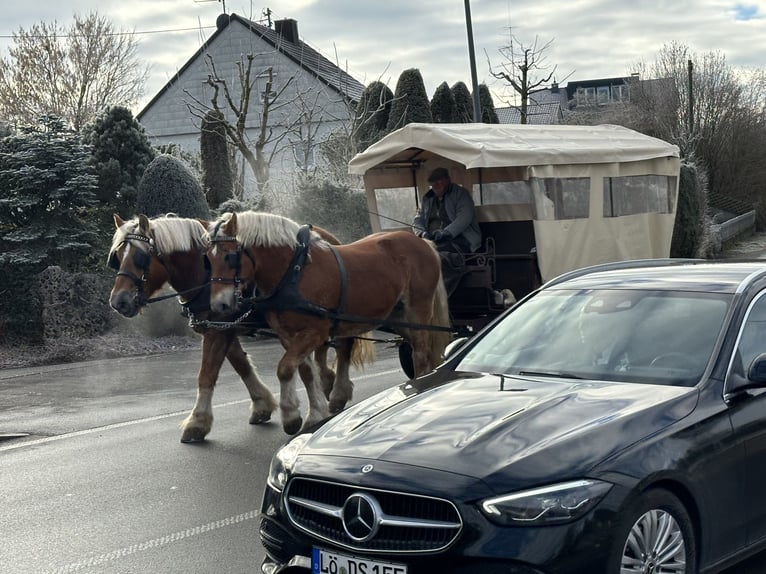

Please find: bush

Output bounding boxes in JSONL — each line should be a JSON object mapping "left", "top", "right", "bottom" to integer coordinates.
{"left": 136, "top": 155, "right": 211, "bottom": 218}
{"left": 671, "top": 162, "right": 707, "bottom": 258}
{"left": 290, "top": 180, "right": 372, "bottom": 243}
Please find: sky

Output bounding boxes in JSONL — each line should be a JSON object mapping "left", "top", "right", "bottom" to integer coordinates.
{"left": 2, "top": 0, "right": 766, "bottom": 114}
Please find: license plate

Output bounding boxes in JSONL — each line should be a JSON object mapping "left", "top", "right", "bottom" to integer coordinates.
{"left": 312, "top": 547, "right": 407, "bottom": 574}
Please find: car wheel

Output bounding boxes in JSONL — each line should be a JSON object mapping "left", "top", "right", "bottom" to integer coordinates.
{"left": 609, "top": 488, "right": 697, "bottom": 574}
{"left": 398, "top": 340, "right": 415, "bottom": 379}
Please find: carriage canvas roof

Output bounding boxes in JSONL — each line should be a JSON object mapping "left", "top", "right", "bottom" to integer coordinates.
{"left": 348, "top": 123, "right": 680, "bottom": 174}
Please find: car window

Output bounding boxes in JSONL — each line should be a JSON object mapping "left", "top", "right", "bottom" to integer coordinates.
{"left": 732, "top": 292, "right": 766, "bottom": 378}
{"left": 457, "top": 289, "right": 730, "bottom": 386}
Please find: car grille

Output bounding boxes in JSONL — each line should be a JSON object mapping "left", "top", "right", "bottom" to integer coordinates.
{"left": 285, "top": 477, "right": 462, "bottom": 553}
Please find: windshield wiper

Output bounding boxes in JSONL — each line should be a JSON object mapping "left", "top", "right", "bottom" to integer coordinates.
{"left": 518, "top": 370, "right": 584, "bottom": 380}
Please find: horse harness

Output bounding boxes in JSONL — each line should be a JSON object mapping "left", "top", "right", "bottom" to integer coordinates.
{"left": 208, "top": 224, "right": 348, "bottom": 336}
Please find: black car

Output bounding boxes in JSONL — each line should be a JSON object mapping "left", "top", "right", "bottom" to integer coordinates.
{"left": 259, "top": 259, "right": 766, "bottom": 574}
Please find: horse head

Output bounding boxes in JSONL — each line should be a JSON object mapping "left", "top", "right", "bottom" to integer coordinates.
{"left": 205, "top": 212, "right": 253, "bottom": 315}
{"left": 108, "top": 214, "right": 172, "bottom": 317}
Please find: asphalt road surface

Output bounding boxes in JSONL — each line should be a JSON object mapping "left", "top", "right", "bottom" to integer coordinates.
{"left": 0, "top": 335, "right": 403, "bottom": 574}
{"left": 1, "top": 335, "right": 765, "bottom": 574}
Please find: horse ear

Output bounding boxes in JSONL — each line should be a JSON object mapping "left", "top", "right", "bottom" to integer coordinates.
{"left": 114, "top": 214, "right": 125, "bottom": 229}
{"left": 225, "top": 212, "right": 238, "bottom": 235}
{"left": 138, "top": 214, "right": 150, "bottom": 233}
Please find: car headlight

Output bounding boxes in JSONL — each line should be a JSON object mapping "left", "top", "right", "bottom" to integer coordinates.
{"left": 480, "top": 479, "right": 612, "bottom": 526}
{"left": 266, "top": 433, "right": 312, "bottom": 492}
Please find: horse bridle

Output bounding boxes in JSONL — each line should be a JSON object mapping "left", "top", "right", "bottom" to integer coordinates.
{"left": 208, "top": 221, "right": 257, "bottom": 308}
{"left": 109, "top": 232, "right": 163, "bottom": 308}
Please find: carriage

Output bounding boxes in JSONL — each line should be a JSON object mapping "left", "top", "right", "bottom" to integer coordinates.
{"left": 349, "top": 122, "right": 682, "bottom": 334}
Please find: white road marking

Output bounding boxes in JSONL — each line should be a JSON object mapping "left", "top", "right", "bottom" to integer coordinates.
{"left": 46, "top": 510, "right": 260, "bottom": 574}
{"left": 0, "top": 368, "right": 401, "bottom": 453}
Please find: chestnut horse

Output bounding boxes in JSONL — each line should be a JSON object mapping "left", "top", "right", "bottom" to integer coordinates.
{"left": 204, "top": 211, "right": 451, "bottom": 435}
{"left": 108, "top": 213, "right": 373, "bottom": 442}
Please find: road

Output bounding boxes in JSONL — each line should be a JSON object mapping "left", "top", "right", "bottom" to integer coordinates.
{"left": 1, "top": 335, "right": 765, "bottom": 574}
{"left": 0, "top": 336, "right": 403, "bottom": 574}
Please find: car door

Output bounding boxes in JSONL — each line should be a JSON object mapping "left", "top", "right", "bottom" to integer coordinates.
{"left": 726, "top": 290, "right": 766, "bottom": 546}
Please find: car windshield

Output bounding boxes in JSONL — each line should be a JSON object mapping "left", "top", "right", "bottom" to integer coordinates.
{"left": 457, "top": 288, "right": 731, "bottom": 386}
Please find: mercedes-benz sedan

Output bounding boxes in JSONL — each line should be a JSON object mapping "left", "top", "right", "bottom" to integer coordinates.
{"left": 259, "top": 260, "right": 766, "bottom": 574}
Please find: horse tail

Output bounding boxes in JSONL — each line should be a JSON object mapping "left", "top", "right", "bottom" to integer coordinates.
{"left": 428, "top": 269, "right": 452, "bottom": 370}
{"left": 349, "top": 335, "right": 376, "bottom": 368}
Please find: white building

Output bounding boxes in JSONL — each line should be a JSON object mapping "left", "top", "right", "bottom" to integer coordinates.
{"left": 137, "top": 13, "right": 365, "bottom": 199}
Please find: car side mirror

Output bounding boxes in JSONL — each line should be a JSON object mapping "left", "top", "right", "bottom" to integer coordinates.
{"left": 443, "top": 337, "right": 470, "bottom": 361}
{"left": 748, "top": 353, "right": 766, "bottom": 384}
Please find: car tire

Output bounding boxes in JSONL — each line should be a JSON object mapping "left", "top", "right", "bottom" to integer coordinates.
{"left": 398, "top": 340, "right": 415, "bottom": 379}
{"left": 608, "top": 488, "right": 697, "bottom": 574}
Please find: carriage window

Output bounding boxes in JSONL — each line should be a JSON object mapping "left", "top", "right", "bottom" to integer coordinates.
{"left": 472, "top": 181, "right": 532, "bottom": 207}
{"left": 531, "top": 177, "right": 590, "bottom": 220}
{"left": 373, "top": 187, "right": 418, "bottom": 230}
{"left": 603, "top": 175, "right": 677, "bottom": 217}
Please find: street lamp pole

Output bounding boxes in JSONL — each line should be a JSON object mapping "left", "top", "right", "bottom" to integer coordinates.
{"left": 464, "top": 0, "right": 482, "bottom": 122}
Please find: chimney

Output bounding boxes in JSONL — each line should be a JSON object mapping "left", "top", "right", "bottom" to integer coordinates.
{"left": 551, "top": 81, "right": 559, "bottom": 94}
{"left": 275, "top": 19, "right": 299, "bottom": 43}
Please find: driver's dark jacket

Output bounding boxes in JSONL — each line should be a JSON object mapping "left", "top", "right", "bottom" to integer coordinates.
{"left": 412, "top": 182, "right": 482, "bottom": 252}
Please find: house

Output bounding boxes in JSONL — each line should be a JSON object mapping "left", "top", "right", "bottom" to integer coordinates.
{"left": 137, "top": 13, "right": 365, "bottom": 196}
{"left": 496, "top": 75, "right": 675, "bottom": 124}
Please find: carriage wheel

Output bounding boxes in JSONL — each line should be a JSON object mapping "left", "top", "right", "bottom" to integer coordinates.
{"left": 398, "top": 341, "right": 415, "bottom": 379}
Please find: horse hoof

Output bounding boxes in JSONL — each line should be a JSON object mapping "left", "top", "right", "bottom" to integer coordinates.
{"left": 180, "top": 428, "right": 208, "bottom": 443}
{"left": 329, "top": 400, "right": 347, "bottom": 414}
{"left": 249, "top": 411, "right": 272, "bottom": 425}
{"left": 283, "top": 417, "right": 303, "bottom": 435}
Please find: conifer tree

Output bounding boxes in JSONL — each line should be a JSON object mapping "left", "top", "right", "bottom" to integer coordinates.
{"left": 0, "top": 116, "right": 99, "bottom": 270}
{"left": 430, "top": 82, "right": 457, "bottom": 123}
{"left": 81, "top": 105, "right": 156, "bottom": 217}
{"left": 451, "top": 81, "right": 474, "bottom": 123}
{"left": 479, "top": 83, "right": 499, "bottom": 123}
{"left": 354, "top": 80, "right": 394, "bottom": 151}
{"left": 136, "top": 155, "right": 210, "bottom": 219}
{"left": 386, "top": 69, "right": 433, "bottom": 132}
{"left": 200, "top": 109, "right": 233, "bottom": 209}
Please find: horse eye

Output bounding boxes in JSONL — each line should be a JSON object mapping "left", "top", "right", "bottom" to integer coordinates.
{"left": 224, "top": 252, "right": 241, "bottom": 268}
{"left": 134, "top": 250, "right": 150, "bottom": 269}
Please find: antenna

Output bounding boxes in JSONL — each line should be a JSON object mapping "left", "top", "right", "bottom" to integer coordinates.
{"left": 261, "top": 7, "right": 272, "bottom": 27}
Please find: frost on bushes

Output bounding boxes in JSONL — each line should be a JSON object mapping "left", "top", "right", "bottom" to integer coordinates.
{"left": 37, "top": 266, "right": 118, "bottom": 340}
{"left": 136, "top": 154, "right": 211, "bottom": 219}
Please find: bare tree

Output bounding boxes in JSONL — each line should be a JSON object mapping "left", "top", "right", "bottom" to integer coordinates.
{"left": 630, "top": 42, "right": 766, "bottom": 226}
{"left": 185, "top": 51, "right": 345, "bottom": 208}
{"left": 486, "top": 33, "right": 569, "bottom": 124}
{"left": 0, "top": 12, "right": 148, "bottom": 131}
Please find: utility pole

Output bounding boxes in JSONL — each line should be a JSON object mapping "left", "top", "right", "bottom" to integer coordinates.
{"left": 464, "top": 0, "right": 482, "bottom": 122}
{"left": 687, "top": 59, "right": 694, "bottom": 134}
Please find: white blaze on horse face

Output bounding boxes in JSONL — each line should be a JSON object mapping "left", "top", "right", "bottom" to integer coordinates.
{"left": 121, "top": 243, "right": 134, "bottom": 269}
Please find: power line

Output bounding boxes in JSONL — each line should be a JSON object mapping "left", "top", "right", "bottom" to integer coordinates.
{"left": 0, "top": 25, "right": 216, "bottom": 40}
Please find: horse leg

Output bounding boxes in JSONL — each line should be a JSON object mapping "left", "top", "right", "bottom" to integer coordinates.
{"left": 277, "top": 336, "right": 331, "bottom": 435}
{"left": 297, "top": 357, "right": 333, "bottom": 430}
{"left": 327, "top": 337, "right": 355, "bottom": 414}
{"left": 314, "top": 341, "right": 336, "bottom": 400}
{"left": 225, "top": 335, "right": 277, "bottom": 424}
{"left": 407, "top": 329, "right": 434, "bottom": 379}
{"left": 180, "top": 330, "right": 232, "bottom": 443}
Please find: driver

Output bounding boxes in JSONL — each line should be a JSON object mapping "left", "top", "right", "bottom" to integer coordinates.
{"left": 412, "top": 167, "right": 482, "bottom": 295}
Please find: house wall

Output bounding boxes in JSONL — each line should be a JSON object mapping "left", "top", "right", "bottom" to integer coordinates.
{"left": 138, "top": 18, "right": 355, "bottom": 201}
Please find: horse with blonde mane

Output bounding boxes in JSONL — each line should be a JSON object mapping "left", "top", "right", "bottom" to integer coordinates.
{"left": 204, "top": 211, "right": 451, "bottom": 435}
{"left": 108, "top": 213, "right": 373, "bottom": 442}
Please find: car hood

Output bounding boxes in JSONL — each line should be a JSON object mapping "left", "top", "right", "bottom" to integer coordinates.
{"left": 305, "top": 372, "right": 698, "bottom": 490}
